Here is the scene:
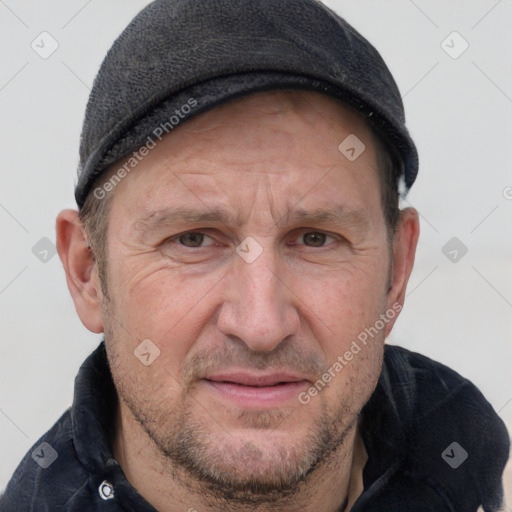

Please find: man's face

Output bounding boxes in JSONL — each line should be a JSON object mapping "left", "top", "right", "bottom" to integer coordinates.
{"left": 100, "top": 91, "right": 397, "bottom": 498}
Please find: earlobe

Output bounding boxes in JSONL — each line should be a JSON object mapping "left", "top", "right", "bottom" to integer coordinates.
{"left": 56, "top": 209, "right": 104, "bottom": 333}
{"left": 384, "top": 207, "right": 420, "bottom": 336}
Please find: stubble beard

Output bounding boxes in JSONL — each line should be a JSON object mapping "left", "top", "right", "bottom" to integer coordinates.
{"left": 119, "top": 377, "right": 358, "bottom": 508}
{"left": 105, "top": 327, "right": 361, "bottom": 508}
{"left": 101, "top": 285, "right": 383, "bottom": 510}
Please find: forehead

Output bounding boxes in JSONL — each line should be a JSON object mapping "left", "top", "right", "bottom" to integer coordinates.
{"left": 103, "top": 90, "right": 383, "bottom": 226}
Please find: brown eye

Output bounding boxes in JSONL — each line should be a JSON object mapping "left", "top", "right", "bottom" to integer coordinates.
{"left": 302, "top": 232, "right": 327, "bottom": 247}
{"left": 178, "top": 232, "right": 205, "bottom": 247}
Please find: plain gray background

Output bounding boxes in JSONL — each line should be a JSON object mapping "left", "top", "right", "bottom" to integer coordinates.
{"left": 1, "top": 0, "right": 511, "bottom": 495}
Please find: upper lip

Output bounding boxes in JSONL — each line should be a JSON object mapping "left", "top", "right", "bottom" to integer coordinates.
{"left": 204, "top": 372, "right": 307, "bottom": 387}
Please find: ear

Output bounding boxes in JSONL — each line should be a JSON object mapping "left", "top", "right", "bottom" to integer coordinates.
{"left": 384, "top": 207, "right": 420, "bottom": 336}
{"left": 56, "top": 209, "right": 104, "bottom": 333}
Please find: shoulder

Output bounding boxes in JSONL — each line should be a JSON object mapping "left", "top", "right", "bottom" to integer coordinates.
{"left": 382, "top": 344, "right": 507, "bottom": 432}
{"left": 0, "top": 409, "right": 92, "bottom": 512}
{"left": 376, "top": 344, "right": 510, "bottom": 510}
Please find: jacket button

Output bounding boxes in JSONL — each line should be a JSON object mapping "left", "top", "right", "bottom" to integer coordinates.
{"left": 98, "top": 480, "right": 115, "bottom": 500}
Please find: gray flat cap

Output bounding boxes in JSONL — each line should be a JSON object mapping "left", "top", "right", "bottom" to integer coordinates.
{"left": 75, "top": 0, "right": 418, "bottom": 208}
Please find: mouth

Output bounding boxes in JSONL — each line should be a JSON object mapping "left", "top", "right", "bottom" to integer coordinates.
{"left": 202, "top": 372, "right": 309, "bottom": 407}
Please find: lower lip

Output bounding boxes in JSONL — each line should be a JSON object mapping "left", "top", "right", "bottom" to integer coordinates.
{"left": 204, "top": 380, "right": 308, "bottom": 407}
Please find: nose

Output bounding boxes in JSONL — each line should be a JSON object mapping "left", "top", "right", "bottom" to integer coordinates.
{"left": 216, "top": 243, "right": 300, "bottom": 352}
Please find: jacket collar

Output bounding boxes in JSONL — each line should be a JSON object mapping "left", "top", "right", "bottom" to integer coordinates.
{"left": 358, "top": 345, "right": 509, "bottom": 510}
{"left": 70, "top": 342, "right": 509, "bottom": 510}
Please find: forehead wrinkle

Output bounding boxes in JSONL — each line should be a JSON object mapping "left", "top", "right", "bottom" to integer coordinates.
{"left": 132, "top": 202, "right": 370, "bottom": 240}
{"left": 132, "top": 206, "right": 243, "bottom": 235}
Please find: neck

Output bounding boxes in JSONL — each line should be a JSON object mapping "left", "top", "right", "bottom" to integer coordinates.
{"left": 113, "top": 400, "right": 366, "bottom": 512}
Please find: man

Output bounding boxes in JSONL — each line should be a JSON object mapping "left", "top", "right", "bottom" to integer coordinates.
{"left": 1, "top": 0, "right": 509, "bottom": 510}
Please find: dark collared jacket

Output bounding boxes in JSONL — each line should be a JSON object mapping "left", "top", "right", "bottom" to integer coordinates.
{"left": 1, "top": 343, "right": 509, "bottom": 511}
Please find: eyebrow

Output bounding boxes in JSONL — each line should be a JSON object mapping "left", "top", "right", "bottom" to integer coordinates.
{"left": 133, "top": 205, "right": 370, "bottom": 235}
{"left": 283, "top": 206, "right": 369, "bottom": 230}
{"left": 134, "top": 207, "right": 240, "bottom": 234}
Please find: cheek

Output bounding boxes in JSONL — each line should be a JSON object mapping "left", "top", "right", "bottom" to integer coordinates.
{"left": 106, "top": 264, "right": 227, "bottom": 365}
{"left": 290, "top": 259, "right": 388, "bottom": 403}
{"left": 336, "top": 340, "right": 384, "bottom": 412}
{"left": 294, "top": 259, "right": 389, "bottom": 342}
{"left": 102, "top": 274, "right": 206, "bottom": 406}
